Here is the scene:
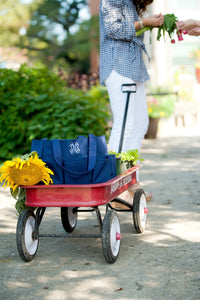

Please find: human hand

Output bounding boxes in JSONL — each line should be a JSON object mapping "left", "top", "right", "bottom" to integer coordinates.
{"left": 177, "top": 19, "right": 200, "bottom": 31}
{"left": 187, "top": 27, "right": 200, "bottom": 36}
{"left": 143, "top": 13, "right": 164, "bottom": 28}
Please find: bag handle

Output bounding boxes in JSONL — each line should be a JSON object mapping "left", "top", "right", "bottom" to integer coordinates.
{"left": 31, "top": 138, "right": 47, "bottom": 157}
{"left": 51, "top": 134, "right": 97, "bottom": 177}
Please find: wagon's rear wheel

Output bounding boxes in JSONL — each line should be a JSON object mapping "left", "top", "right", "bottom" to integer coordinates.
{"left": 102, "top": 210, "right": 121, "bottom": 263}
{"left": 61, "top": 207, "right": 77, "bottom": 233}
{"left": 16, "top": 209, "right": 39, "bottom": 262}
{"left": 133, "top": 189, "right": 148, "bottom": 233}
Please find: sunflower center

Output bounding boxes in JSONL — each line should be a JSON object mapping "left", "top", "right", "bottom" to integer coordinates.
{"left": 10, "top": 164, "right": 42, "bottom": 185}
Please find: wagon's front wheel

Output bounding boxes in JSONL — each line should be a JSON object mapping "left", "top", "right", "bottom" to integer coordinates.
{"left": 102, "top": 210, "right": 121, "bottom": 263}
{"left": 16, "top": 209, "right": 39, "bottom": 262}
{"left": 61, "top": 207, "right": 77, "bottom": 233}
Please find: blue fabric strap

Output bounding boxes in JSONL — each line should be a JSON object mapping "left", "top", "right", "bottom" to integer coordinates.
{"left": 88, "top": 134, "right": 97, "bottom": 171}
{"left": 31, "top": 138, "right": 47, "bottom": 158}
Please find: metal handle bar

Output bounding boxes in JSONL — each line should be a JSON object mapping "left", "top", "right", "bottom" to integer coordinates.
{"left": 118, "top": 83, "right": 137, "bottom": 153}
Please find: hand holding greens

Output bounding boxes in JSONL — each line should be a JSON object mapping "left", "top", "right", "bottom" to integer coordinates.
{"left": 136, "top": 13, "right": 187, "bottom": 43}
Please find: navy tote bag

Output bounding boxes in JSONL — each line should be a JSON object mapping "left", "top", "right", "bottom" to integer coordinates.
{"left": 31, "top": 134, "right": 116, "bottom": 184}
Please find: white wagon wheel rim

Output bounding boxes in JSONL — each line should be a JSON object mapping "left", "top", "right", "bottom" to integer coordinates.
{"left": 140, "top": 193, "right": 147, "bottom": 229}
{"left": 24, "top": 216, "right": 38, "bottom": 255}
{"left": 110, "top": 215, "right": 121, "bottom": 256}
{"left": 68, "top": 207, "right": 77, "bottom": 227}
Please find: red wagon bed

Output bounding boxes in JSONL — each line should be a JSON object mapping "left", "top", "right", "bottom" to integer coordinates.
{"left": 25, "top": 165, "right": 139, "bottom": 207}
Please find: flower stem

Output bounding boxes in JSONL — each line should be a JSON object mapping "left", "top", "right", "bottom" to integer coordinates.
{"left": 136, "top": 26, "right": 152, "bottom": 36}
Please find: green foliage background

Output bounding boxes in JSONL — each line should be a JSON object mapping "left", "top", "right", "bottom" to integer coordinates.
{"left": 0, "top": 0, "right": 96, "bottom": 73}
{"left": 18, "top": 0, "right": 92, "bottom": 72}
{"left": 0, "top": 64, "right": 110, "bottom": 162}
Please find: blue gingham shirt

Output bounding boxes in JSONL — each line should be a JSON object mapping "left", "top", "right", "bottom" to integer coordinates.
{"left": 99, "top": 0, "right": 150, "bottom": 85}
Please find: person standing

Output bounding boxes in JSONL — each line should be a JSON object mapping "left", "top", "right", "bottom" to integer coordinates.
{"left": 99, "top": 0, "right": 164, "bottom": 190}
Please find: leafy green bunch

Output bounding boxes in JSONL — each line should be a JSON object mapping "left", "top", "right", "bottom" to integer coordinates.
{"left": 157, "top": 13, "right": 178, "bottom": 41}
{"left": 136, "top": 13, "right": 184, "bottom": 42}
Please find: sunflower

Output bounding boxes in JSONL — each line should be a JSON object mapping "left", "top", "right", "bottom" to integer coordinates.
{"left": 0, "top": 152, "right": 54, "bottom": 191}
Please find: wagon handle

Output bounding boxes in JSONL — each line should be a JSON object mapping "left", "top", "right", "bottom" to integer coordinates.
{"left": 118, "top": 83, "right": 137, "bottom": 153}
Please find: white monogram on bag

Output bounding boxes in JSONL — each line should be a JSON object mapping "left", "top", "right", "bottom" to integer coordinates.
{"left": 69, "top": 142, "right": 81, "bottom": 154}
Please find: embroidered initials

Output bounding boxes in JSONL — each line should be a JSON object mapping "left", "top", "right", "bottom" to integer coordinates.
{"left": 69, "top": 142, "right": 80, "bottom": 154}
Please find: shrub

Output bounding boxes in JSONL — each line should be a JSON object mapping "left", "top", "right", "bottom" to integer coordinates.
{"left": 0, "top": 65, "right": 110, "bottom": 161}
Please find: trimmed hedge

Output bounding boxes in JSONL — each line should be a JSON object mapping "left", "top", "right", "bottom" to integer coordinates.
{"left": 0, "top": 64, "right": 110, "bottom": 161}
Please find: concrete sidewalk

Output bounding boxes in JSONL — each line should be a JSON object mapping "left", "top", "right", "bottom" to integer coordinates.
{"left": 0, "top": 120, "right": 200, "bottom": 300}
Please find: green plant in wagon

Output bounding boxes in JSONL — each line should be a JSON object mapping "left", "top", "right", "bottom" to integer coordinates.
{"left": 109, "top": 149, "right": 144, "bottom": 175}
{"left": 109, "top": 149, "right": 144, "bottom": 164}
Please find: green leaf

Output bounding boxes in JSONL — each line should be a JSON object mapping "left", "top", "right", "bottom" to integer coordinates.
{"left": 157, "top": 27, "right": 162, "bottom": 41}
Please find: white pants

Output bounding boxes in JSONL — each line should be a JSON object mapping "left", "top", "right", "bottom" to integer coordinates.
{"left": 105, "top": 70, "right": 149, "bottom": 153}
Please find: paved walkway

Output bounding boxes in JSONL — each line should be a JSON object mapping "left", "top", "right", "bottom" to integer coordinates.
{"left": 0, "top": 119, "right": 200, "bottom": 300}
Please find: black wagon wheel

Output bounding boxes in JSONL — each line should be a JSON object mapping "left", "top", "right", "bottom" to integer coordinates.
{"left": 102, "top": 210, "right": 121, "bottom": 263}
{"left": 61, "top": 207, "right": 77, "bottom": 233}
{"left": 133, "top": 189, "right": 148, "bottom": 233}
{"left": 16, "top": 209, "right": 39, "bottom": 262}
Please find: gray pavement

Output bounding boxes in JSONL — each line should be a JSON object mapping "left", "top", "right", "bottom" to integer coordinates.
{"left": 0, "top": 119, "right": 200, "bottom": 300}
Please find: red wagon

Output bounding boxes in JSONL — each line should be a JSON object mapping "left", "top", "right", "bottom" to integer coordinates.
{"left": 16, "top": 165, "right": 148, "bottom": 264}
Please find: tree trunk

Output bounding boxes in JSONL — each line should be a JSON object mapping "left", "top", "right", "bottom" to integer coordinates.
{"left": 89, "top": 0, "right": 99, "bottom": 15}
{"left": 89, "top": 0, "right": 99, "bottom": 73}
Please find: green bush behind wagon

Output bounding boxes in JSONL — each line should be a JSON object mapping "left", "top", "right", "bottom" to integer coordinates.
{"left": 0, "top": 64, "right": 110, "bottom": 162}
